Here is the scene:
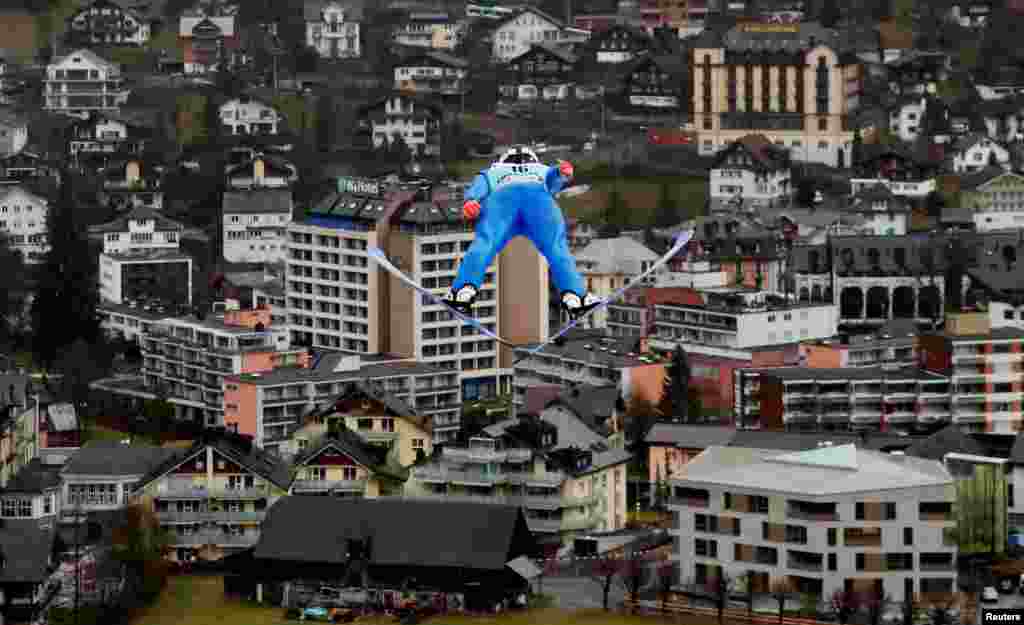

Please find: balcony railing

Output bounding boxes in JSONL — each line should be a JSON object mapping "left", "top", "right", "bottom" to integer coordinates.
{"left": 527, "top": 519, "right": 562, "bottom": 533}
{"left": 166, "top": 530, "right": 260, "bottom": 547}
{"left": 155, "top": 510, "right": 266, "bottom": 523}
{"left": 441, "top": 447, "right": 533, "bottom": 463}
{"left": 410, "top": 466, "right": 566, "bottom": 486}
{"left": 787, "top": 509, "right": 838, "bottom": 522}
{"left": 919, "top": 511, "right": 954, "bottom": 522}
{"left": 787, "top": 559, "right": 823, "bottom": 572}
{"left": 919, "top": 560, "right": 955, "bottom": 571}
{"left": 291, "top": 479, "right": 367, "bottom": 493}
{"left": 156, "top": 479, "right": 271, "bottom": 499}
{"left": 670, "top": 497, "right": 709, "bottom": 509}
{"left": 844, "top": 534, "right": 882, "bottom": 547}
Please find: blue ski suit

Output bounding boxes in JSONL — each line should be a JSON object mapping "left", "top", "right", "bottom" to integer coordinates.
{"left": 453, "top": 162, "right": 586, "bottom": 296}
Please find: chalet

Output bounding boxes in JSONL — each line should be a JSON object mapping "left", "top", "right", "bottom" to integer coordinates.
{"left": 0, "top": 520, "right": 60, "bottom": 625}
{"left": 0, "top": 110, "right": 27, "bottom": 158}
{"left": 0, "top": 459, "right": 62, "bottom": 523}
{"left": 129, "top": 430, "right": 293, "bottom": 563}
{"left": 98, "top": 159, "right": 165, "bottom": 211}
{"left": 886, "top": 51, "right": 951, "bottom": 95}
{"left": 219, "top": 97, "right": 282, "bottom": 136}
{"left": 358, "top": 94, "right": 442, "bottom": 156}
{"left": 948, "top": 133, "right": 1010, "bottom": 173}
{"left": 43, "top": 49, "right": 128, "bottom": 116}
{"left": 844, "top": 184, "right": 911, "bottom": 236}
{"left": 225, "top": 152, "right": 297, "bottom": 189}
{"left": 500, "top": 44, "right": 577, "bottom": 101}
{"left": 288, "top": 426, "right": 407, "bottom": 498}
{"left": 491, "top": 7, "right": 590, "bottom": 62}
{"left": 304, "top": 0, "right": 362, "bottom": 59}
{"left": 622, "top": 54, "right": 687, "bottom": 110}
{"left": 0, "top": 184, "right": 50, "bottom": 263}
{"left": 392, "top": 11, "right": 464, "bottom": 50}
{"left": 708, "top": 134, "right": 792, "bottom": 211}
{"left": 589, "top": 24, "right": 650, "bottom": 64}
{"left": 66, "top": 112, "right": 152, "bottom": 159}
{"left": 68, "top": 0, "right": 150, "bottom": 46}
{"left": 179, "top": 13, "right": 241, "bottom": 75}
{"left": 237, "top": 498, "right": 538, "bottom": 611}
{"left": 393, "top": 51, "right": 469, "bottom": 95}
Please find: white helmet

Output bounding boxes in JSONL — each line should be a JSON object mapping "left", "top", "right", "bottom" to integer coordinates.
{"left": 495, "top": 146, "right": 540, "bottom": 165}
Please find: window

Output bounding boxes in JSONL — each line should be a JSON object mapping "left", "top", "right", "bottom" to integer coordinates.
{"left": 904, "top": 527, "right": 913, "bottom": 546}
{"left": 357, "top": 418, "right": 373, "bottom": 430}
{"left": 44, "top": 496, "right": 52, "bottom": 515}
{"left": 696, "top": 514, "right": 708, "bottom": 532}
{"left": 885, "top": 502, "right": 896, "bottom": 520}
{"left": 828, "top": 553, "right": 836, "bottom": 571}
{"left": 723, "top": 492, "right": 732, "bottom": 509}
{"left": 695, "top": 538, "right": 717, "bottom": 557}
{"left": 818, "top": 118, "right": 828, "bottom": 131}
{"left": 412, "top": 438, "right": 425, "bottom": 448}
{"left": 827, "top": 528, "right": 837, "bottom": 546}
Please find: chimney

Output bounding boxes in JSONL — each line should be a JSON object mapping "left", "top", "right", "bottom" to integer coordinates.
{"left": 126, "top": 161, "right": 141, "bottom": 185}
{"left": 253, "top": 157, "right": 265, "bottom": 185}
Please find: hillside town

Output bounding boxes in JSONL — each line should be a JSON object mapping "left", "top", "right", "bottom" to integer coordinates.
{"left": 3, "top": 0, "right": 1024, "bottom": 624}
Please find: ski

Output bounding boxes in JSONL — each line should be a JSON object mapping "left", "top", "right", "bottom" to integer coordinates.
{"left": 512, "top": 229, "right": 694, "bottom": 365}
{"left": 368, "top": 247, "right": 521, "bottom": 349}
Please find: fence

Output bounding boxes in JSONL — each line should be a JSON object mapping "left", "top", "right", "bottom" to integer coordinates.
{"left": 622, "top": 598, "right": 829, "bottom": 625}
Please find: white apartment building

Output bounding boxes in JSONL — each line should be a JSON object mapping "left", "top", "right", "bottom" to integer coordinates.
{"left": 44, "top": 49, "right": 128, "bottom": 116}
{"left": 670, "top": 444, "right": 958, "bottom": 603}
{"left": 360, "top": 94, "right": 441, "bottom": 156}
{"left": 69, "top": 0, "right": 151, "bottom": 46}
{"left": 709, "top": 135, "right": 793, "bottom": 211}
{"left": 961, "top": 169, "right": 1024, "bottom": 232}
{"left": 219, "top": 98, "right": 281, "bottom": 136}
{"left": 304, "top": 0, "right": 361, "bottom": 59}
{"left": 0, "top": 185, "right": 49, "bottom": 264}
{"left": 393, "top": 51, "right": 469, "bottom": 95}
{"left": 393, "top": 13, "right": 465, "bottom": 50}
{"left": 93, "top": 206, "right": 193, "bottom": 307}
{"left": 222, "top": 189, "right": 292, "bottom": 264}
{"left": 491, "top": 7, "right": 590, "bottom": 62}
{"left": 574, "top": 237, "right": 661, "bottom": 329}
{"left": 849, "top": 178, "right": 935, "bottom": 199}
{"left": 650, "top": 291, "right": 839, "bottom": 354}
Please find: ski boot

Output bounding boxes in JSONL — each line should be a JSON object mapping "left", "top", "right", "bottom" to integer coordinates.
{"left": 442, "top": 284, "right": 478, "bottom": 316}
{"left": 561, "top": 291, "right": 602, "bottom": 322}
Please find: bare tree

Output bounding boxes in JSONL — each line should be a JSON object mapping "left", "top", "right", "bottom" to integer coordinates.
{"left": 656, "top": 561, "right": 675, "bottom": 612}
{"left": 591, "top": 556, "right": 620, "bottom": 611}
{"left": 771, "top": 579, "right": 798, "bottom": 624}
{"left": 831, "top": 590, "right": 859, "bottom": 625}
{"left": 708, "top": 572, "right": 733, "bottom": 625}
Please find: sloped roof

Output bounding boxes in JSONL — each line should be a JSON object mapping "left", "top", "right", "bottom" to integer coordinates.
{"left": 89, "top": 206, "right": 183, "bottom": 234}
{"left": 905, "top": 424, "right": 989, "bottom": 461}
{"left": 291, "top": 430, "right": 385, "bottom": 471}
{"left": 135, "top": 431, "right": 293, "bottom": 492}
{"left": 494, "top": 6, "right": 565, "bottom": 31}
{"left": 400, "top": 50, "right": 469, "bottom": 69}
{"left": 254, "top": 497, "right": 532, "bottom": 570}
{"left": 222, "top": 189, "right": 293, "bottom": 214}
{"left": 576, "top": 236, "right": 659, "bottom": 274}
{"left": 678, "top": 445, "right": 952, "bottom": 495}
{"left": 0, "top": 519, "right": 55, "bottom": 583}
{"left": 62, "top": 441, "right": 176, "bottom": 477}
{"left": 960, "top": 167, "right": 1019, "bottom": 190}
{"left": 51, "top": 48, "right": 116, "bottom": 70}
{"left": 302, "top": 0, "right": 364, "bottom": 22}
{"left": 727, "top": 429, "right": 923, "bottom": 452}
{"left": 3, "top": 459, "right": 62, "bottom": 493}
{"left": 312, "top": 380, "right": 430, "bottom": 433}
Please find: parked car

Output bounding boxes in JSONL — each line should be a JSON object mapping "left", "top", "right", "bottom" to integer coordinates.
{"left": 999, "top": 577, "right": 1017, "bottom": 593}
{"left": 983, "top": 586, "right": 1000, "bottom": 602}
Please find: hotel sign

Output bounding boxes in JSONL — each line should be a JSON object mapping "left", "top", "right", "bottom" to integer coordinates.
{"left": 741, "top": 23, "right": 799, "bottom": 33}
{"left": 337, "top": 177, "right": 382, "bottom": 198}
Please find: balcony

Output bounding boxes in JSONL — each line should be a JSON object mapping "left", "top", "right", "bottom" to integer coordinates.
{"left": 155, "top": 510, "right": 267, "bottom": 523}
{"left": 411, "top": 466, "right": 564, "bottom": 487}
{"left": 919, "top": 503, "right": 954, "bottom": 522}
{"left": 844, "top": 528, "right": 882, "bottom": 547}
{"left": 786, "top": 552, "right": 823, "bottom": 572}
{"left": 291, "top": 478, "right": 367, "bottom": 493}
{"left": 919, "top": 555, "right": 955, "bottom": 571}
{"left": 528, "top": 518, "right": 562, "bottom": 533}
{"left": 672, "top": 487, "right": 710, "bottom": 509}
{"left": 442, "top": 446, "right": 533, "bottom": 464}
{"left": 166, "top": 530, "right": 260, "bottom": 547}
{"left": 156, "top": 479, "right": 271, "bottom": 499}
{"left": 787, "top": 501, "right": 838, "bottom": 522}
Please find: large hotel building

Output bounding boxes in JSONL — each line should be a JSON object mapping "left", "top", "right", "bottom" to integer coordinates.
{"left": 691, "top": 22, "right": 862, "bottom": 167}
{"left": 284, "top": 178, "right": 549, "bottom": 438}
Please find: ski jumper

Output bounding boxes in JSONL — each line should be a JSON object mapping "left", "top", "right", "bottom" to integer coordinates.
{"left": 452, "top": 162, "right": 586, "bottom": 296}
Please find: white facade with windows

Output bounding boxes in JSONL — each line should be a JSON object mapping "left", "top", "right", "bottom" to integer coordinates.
{"left": 393, "top": 14, "right": 465, "bottom": 50}
{"left": 0, "top": 185, "right": 49, "bottom": 263}
{"left": 709, "top": 166, "right": 791, "bottom": 209}
{"left": 951, "top": 135, "right": 1010, "bottom": 173}
{"left": 362, "top": 95, "right": 440, "bottom": 156}
{"left": 69, "top": 0, "right": 151, "bottom": 45}
{"left": 43, "top": 48, "right": 128, "bottom": 116}
{"left": 96, "top": 208, "right": 192, "bottom": 306}
{"left": 491, "top": 8, "right": 590, "bottom": 62}
{"left": 889, "top": 97, "right": 926, "bottom": 143}
{"left": 305, "top": 0, "right": 361, "bottom": 58}
{"left": 670, "top": 445, "right": 958, "bottom": 603}
{"left": 219, "top": 98, "right": 281, "bottom": 136}
{"left": 222, "top": 190, "right": 293, "bottom": 264}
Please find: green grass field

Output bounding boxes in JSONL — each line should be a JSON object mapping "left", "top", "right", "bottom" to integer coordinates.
{"left": 559, "top": 177, "right": 707, "bottom": 226}
{"left": 133, "top": 576, "right": 730, "bottom": 625}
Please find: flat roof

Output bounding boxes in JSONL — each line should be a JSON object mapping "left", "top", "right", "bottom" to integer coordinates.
{"left": 227, "top": 359, "right": 449, "bottom": 386}
{"left": 744, "top": 365, "right": 948, "bottom": 382}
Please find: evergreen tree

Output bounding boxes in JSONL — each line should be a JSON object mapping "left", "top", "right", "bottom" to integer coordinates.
{"left": 0, "top": 234, "right": 26, "bottom": 346}
{"left": 652, "top": 182, "right": 678, "bottom": 228}
{"left": 819, "top": 0, "right": 841, "bottom": 27}
{"left": 316, "top": 94, "right": 335, "bottom": 153}
{"left": 203, "top": 94, "right": 221, "bottom": 147}
{"left": 605, "top": 185, "right": 628, "bottom": 227}
{"left": 31, "top": 172, "right": 100, "bottom": 369}
{"left": 657, "top": 346, "right": 691, "bottom": 423}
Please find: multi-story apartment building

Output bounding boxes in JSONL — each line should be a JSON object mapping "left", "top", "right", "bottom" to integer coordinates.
{"left": 179, "top": 14, "right": 240, "bottom": 74}
{"left": 691, "top": 22, "right": 861, "bottom": 167}
{"left": 919, "top": 312, "right": 1024, "bottom": 434}
{"left": 43, "top": 49, "right": 128, "bottom": 116}
{"left": 359, "top": 94, "right": 442, "bottom": 156}
{"left": 800, "top": 326, "right": 918, "bottom": 369}
{"left": 392, "top": 12, "right": 465, "bottom": 50}
{"left": 650, "top": 289, "right": 839, "bottom": 412}
{"left": 0, "top": 110, "right": 28, "bottom": 158}
{"left": 304, "top": 0, "right": 361, "bottom": 59}
{"left": 960, "top": 169, "right": 1024, "bottom": 232}
{"left": 289, "top": 177, "right": 547, "bottom": 403}
{"left": 491, "top": 7, "right": 590, "bottom": 62}
{"left": 393, "top": 51, "right": 469, "bottom": 95}
{"left": 222, "top": 189, "right": 292, "bottom": 264}
{"left": 287, "top": 428, "right": 404, "bottom": 498}
{"left": 512, "top": 330, "right": 665, "bottom": 407}
{"left": 670, "top": 443, "right": 957, "bottom": 602}
{"left": 0, "top": 184, "right": 49, "bottom": 264}
{"left": 219, "top": 97, "right": 281, "bottom": 136}
{"left": 223, "top": 352, "right": 459, "bottom": 451}
{"left": 573, "top": 236, "right": 662, "bottom": 330}
{"left": 94, "top": 206, "right": 192, "bottom": 307}
{"left": 68, "top": 0, "right": 150, "bottom": 46}
{"left": 60, "top": 441, "right": 175, "bottom": 520}
{"left": 708, "top": 134, "right": 793, "bottom": 212}
{"left": 406, "top": 434, "right": 630, "bottom": 549}
{"left": 139, "top": 305, "right": 306, "bottom": 425}
{"left": 95, "top": 301, "right": 168, "bottom": 344}
{"left": 98, "top": 158, "right": 164, "bottom": 211}
{"left": 130, "top": 431, "right": 292, "bottom": 563}
{"left": 734, "top": 366, "right": 953, "bottom": 433}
